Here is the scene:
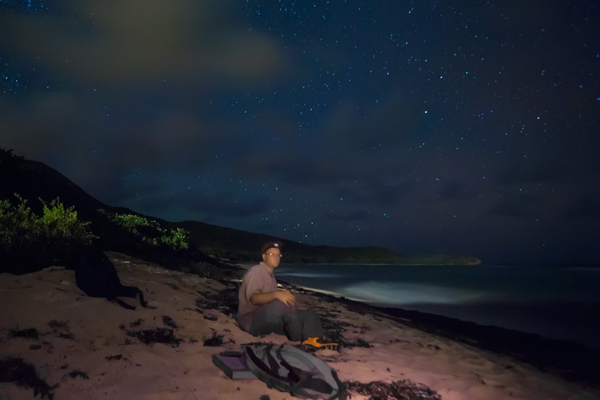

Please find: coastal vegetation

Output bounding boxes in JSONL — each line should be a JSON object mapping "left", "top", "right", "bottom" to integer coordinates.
{"left": 109, "top": 212, "right": 189, "bottom": 251}
{"left": 0, "top": 194, "right": 96, "bottom": 273}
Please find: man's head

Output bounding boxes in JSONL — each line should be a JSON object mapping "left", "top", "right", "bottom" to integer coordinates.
{"left": 261, "top": 241, "right": 282, "bottom": 269}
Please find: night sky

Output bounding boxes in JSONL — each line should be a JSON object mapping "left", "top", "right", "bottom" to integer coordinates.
{"left": 1, "top": 0, "right": 599, "bottom": 264}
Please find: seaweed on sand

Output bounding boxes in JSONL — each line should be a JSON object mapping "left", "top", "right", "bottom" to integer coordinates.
{"left": 346, "top": 379, "right": 441, "bottom": 400}
{"left": 7, "top": 327, "right": 39, "bottom": 340}
{"left": 47, "top": 320, "right": 69, "bottom": 330}
{"left": 320, "top": 317, "right": 371, "bottom": 349}
{"left": 58, "top": 333, "right": 75, "bottom": 340}
{"left": 129, "top": 319, "right": 144, "bottom": 328}
{"left": 65, "top": 370, "right": 89, "bottom": 380}
{"left": 203, "top": 331, "right": 224, "bottom": 347}
{"left": 162, "top": 315, "right": 178, "bottom": 329}
{"left": 0, "top": 356, "right": 58, "bottom": 400}
{"left": 195, "top": 285, "right": 240, "bottom": 316}
{"left": 126, "top": 328, "right": 182, "bottom": 348}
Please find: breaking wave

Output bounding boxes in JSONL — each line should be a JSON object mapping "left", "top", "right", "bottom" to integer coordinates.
{"left": 337, "top": 281, "right": 489, "bottom": 306}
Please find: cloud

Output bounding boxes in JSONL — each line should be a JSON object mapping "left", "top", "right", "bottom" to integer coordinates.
{"left": 478, "top": 0, "right": 574, "bottom": 33}
{"left": 497, "top": 161, "right": 564, "bottom": 185}
{"left": 491, "top": 194, "right": 543, "bottom": 218}
{"left": 319, "top": 92, "right": 425, "bottom": 149}
{"left": 119, "top": 187, "right": 270, "bottom": 220}
{"left": 0, "top": 0, "right": 293, "bottom": 88}
{"left": 437, "top": 182, "right": 472, "bottom": 200}
{"left": 325, "top": 210, "right": 373, "bottom": 221}
{"left": 336, "top": 181, "right": 418, "bottom": 207}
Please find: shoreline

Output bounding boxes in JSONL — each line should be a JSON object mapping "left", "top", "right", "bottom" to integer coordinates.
{"left": 1, "top": 255, "right": 599, "bottom": 399}
{"left": 237, "top": 262, "right": 483, "bottom": 267}
{"left": 226, "top": 262, "right": 600, "bottom": 387}
{"left": 276, "top": 278, "right": 600, "bottom": 388}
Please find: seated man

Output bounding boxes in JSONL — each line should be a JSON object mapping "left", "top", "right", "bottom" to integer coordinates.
{"left": 237, "top": 241, "right": 333, "bottom": 348}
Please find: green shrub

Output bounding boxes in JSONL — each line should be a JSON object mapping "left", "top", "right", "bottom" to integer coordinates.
{"left": 0, "top": 194, "right": 96, "bottom": 273}
{"left": 38, "top": 198, "right": 95, "bottom": 241}
{"left": 112, "top": 213, "right": 159, "bottom": 234}
{"left": 111, "top": 213, "right": 189, "bottom": 251}
{"left": 0, "top": 196, "right": 37, "bottom": 246}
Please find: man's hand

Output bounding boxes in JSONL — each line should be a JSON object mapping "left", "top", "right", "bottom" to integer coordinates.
{"left": 275, "top": 289, "right": 296, "bottom": 306}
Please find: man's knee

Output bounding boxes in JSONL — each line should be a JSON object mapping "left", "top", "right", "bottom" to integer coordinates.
{"left": 260, "top": 299, "right": 296, "bottom": 321}
{"left": 266, "top": 299, "right": 287, "bottom": 313}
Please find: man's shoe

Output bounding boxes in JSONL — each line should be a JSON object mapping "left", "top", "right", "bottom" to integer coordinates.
{"left": 302, "top": 337, "right": 338, "bottom": 350}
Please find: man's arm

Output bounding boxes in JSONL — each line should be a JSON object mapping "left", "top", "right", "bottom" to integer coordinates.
{"left": 250, "top": 289, "right": 295, "bottom": 306}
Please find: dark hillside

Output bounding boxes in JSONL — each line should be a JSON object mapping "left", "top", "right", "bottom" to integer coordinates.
{"left": 0, "top": 149, "right": 216, "bottom": 272}
{"left": 0, "top": 148, "right": 478, "bottom": 270}
{"left": 179, "top": 219, "right": 408, "bottom": 264}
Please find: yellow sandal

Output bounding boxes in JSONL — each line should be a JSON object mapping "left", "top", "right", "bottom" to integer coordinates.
{"left": 302, "top": 337, "right": 339, "bottom": 350}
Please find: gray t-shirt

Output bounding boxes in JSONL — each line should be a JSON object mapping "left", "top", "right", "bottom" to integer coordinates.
{"left": 237, "top": 262, "right": 277, "bottom": 332}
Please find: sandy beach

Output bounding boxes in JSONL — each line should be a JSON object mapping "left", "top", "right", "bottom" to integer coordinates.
{"left": 1, "top": 252, "right": 598, "bottom": 400}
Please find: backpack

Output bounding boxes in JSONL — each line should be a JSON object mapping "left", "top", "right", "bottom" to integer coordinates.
{"left": 241, "top": 342, "right": 348, "bottom": 400}
{"left": 75, "top": 250, "right": 148, "bottom": 310}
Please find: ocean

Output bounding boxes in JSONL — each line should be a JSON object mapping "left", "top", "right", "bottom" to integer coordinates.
{"left": 273, "top": 264, "right": 600, "bottom": 349}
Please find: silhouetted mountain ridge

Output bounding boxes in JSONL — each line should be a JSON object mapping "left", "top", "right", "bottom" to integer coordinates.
{"left": 0, "top": 148, "right": 481, "bottom": 266}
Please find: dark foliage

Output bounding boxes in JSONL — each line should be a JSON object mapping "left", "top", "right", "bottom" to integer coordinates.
{"left": 126, "top": 328, "right": 182, "bottom": 348}
{"left": 0, "top": 356, "right": 57, "bottom": 400}
{"left": 0, "top": 195, "right": 95, "bottom": 273}
{"left": 345, "top": 379, "right": 441, "bottom": 400}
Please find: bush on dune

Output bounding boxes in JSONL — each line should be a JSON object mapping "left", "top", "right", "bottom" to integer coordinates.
{"left": 0, "top": 194, "right": 96, "bottom": 273}
{"left": 111, "top": 213, "right": 189, "bottom": 251}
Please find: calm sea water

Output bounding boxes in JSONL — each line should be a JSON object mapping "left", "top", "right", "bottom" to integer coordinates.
{"left": 274, "top": 264, "right": 600, "bottom": 349}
